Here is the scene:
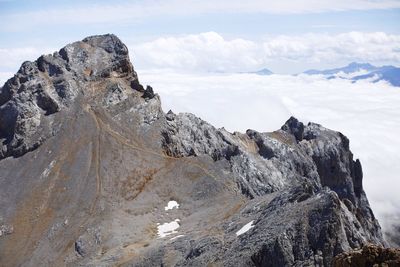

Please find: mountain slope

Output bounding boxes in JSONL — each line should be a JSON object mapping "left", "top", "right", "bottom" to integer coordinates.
{"left": 0, "top": 35, "right": 385, "bottom": 267}
{"left": 304, "top": 62, "right": 400, "bottom": 86}
{"left": 352, "top": 65, "right": 400, "bottom": 87}
{"left": 304, "top": 62, "right": 376, "bottom": 75}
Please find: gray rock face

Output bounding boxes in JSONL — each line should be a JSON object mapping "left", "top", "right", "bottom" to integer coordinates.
{"left": 0, "top": 34, "right": 385, "bottom": 267}
{"left": 0, "top": 34, "right": 139, "bottom": 159}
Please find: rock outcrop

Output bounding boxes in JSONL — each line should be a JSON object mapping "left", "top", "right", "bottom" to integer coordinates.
{"left": 0, "top": 34, "right": 140, "bottom": 159}
{"left": 0, "top": 34, "right": 386, "bottom": 266}
{"left": 332, "top": 244, "right": 400, "bottom": 267}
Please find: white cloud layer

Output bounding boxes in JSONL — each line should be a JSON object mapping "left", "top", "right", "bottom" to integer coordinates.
{"left": 131, "top": 32, "right": 262, "bottom": 73}
{"left": 1, "top": 31, "right": 399, "bottom": 78}
{"left": 138, "top": 70, "right": 400, "bottom": 236}
{"left": 0, "top": 72, "right": 13, "bottom": 85}
{"left": 2, "top": 0, "right": 400, "bottom": 31}
{"left": 0, "top": 47, "right": 55, "bottom": 72}
{"left": 131, "top": 32, "right": 400, "bottom": 73}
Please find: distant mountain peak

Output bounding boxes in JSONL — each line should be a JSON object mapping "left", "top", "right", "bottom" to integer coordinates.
{"left": 304, "top": 62, "right": 400, "bottom": 86}
{"left": 245, "top": 67, "right": 273, "bottom": 75}
{"left": 347, "top": 62, "right": 375, "bottom": 69}
{"left": 254, "top": 68, "right": 273, "bottom": 75}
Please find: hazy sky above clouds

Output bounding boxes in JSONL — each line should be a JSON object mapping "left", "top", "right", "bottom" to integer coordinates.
{"left": 0, "top": 0, "right": 400, "bottom": 75}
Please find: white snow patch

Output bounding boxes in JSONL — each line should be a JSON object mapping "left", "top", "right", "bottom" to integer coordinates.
{"left": 157, "top": 219, "right": 180, "bottom": 238}
{"left": 236, "top": 220, "right": 255, "bottom": 236}
{"left": 41, "top": 160, "right": 56, "bottom": 178}
{"left": 165, "top": 200, "right": 180, "bottom": 211}
{"left": 170, "top": 234, "right": 185, "bottom": 241}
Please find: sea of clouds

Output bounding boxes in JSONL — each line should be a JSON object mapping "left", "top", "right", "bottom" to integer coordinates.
{"left": 138, "top": 70, "right": 400, "bottom": 237}
{"left": 130, "top": 31, "right": 400, "bottom": 74}
{"left": 1, "top": 31, "right": 399, "bottom": 76}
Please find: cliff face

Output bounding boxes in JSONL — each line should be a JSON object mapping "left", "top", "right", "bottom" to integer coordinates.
{"left": 0, "top": 34, "right": 385, "bottom": 266}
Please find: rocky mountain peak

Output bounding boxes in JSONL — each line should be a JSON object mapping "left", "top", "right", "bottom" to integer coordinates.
{"left": 57, "top": 34, "right": 134, "bottom": 79}
{"left": 0, "top": 34, "right": 387, "bottom": 267}
{"left": 280, "top": 116, "right": 304, "bottom": 142}
{"left": 0, "top": 34, "right": 153, "bottom": 160}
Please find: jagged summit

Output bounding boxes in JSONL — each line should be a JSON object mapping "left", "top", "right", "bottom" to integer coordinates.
{"left": 57, "top": 34, "right": 134, "bottom": 79}
{"left": 0, "top": 34, "right": 150, "bottom": 159}
{"left": 0, "top": 35, "right": 386, "bottom": 266}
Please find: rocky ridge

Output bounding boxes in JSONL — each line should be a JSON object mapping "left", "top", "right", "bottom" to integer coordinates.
{"left": 0, "top": 34, "right": 386, "bottom": 266}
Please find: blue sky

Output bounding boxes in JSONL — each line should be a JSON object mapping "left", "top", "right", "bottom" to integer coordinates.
{"left": 0, "top": 0, "right": 399, "bottom": 75}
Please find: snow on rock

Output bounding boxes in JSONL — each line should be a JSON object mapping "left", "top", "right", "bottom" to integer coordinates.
{"left": 165, "top": 200, "right": 180, "bottom": 211}
{"left": 236, "top": 220, "right": 255, "bottom": 236}
{"left": 170, "top": 234, "right": 185, "bottom": 241}
{"left": 41, "top": 160, "right": 56, "bottom": 179}
{"left": 157, "top": 219, "right": 180, "bottom": 238}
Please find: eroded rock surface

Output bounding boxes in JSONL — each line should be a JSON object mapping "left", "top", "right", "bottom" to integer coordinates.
{"left": 0, "top": 34, "right": 387, "bottom": 266}
{"left": 0, "top": 34, "right": 139, "bottom": 159}
{"left": 332, "top": 244, "right": 400, "bottom": 267}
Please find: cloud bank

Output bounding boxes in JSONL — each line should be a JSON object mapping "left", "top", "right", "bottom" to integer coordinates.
{"left": 1, "top": 31, "right": 399, "bottom": 78}
{"left": 138, "top": 70, "right": 400, "bottom": 237}
{"left": 131, "top": 32, "right": 400, "bottom": 73}
{"left": 0, "top": 47, "right": 55, "bottom": 72}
